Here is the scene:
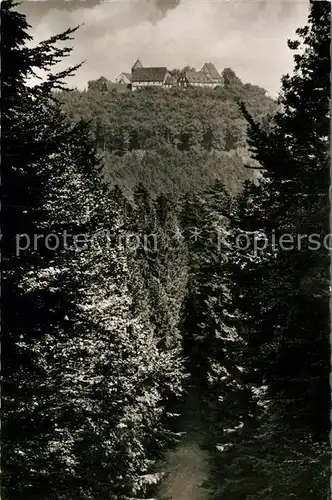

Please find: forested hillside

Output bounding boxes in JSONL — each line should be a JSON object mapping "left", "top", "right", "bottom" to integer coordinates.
{"left": 58, "top": 76, "right": 276, "bottom": 197}
{"left": 2, "top": 1, "right": 330, "bottom": 500}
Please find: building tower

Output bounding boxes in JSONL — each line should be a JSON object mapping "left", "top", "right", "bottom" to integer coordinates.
{"left": 131, "top": 58, "right": 143, "bottom": 72}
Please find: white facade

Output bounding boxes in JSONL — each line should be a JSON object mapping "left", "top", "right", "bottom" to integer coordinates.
{"left": 129, "top": 63, "right": 223, "bottom": 90}
{"left": 132, "top": 81, "right": 164, "bottom": 90}
{"left": 191, "top": 82, "right": 215, "bottom": 88}
{"left": 132, "top": 78, "right": 167, "bottom": 90}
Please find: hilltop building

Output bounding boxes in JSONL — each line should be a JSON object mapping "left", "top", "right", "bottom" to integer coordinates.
{"left": 131, "top": 66, "right": 171, "bottom": 90}
{"left": 115, "top": 59, "right": 223, "bottom": 90}
{"left": 115, "top": 72, "right": 132, "bottom": 85}
{"left": 88, "top": 60, "right": 223, "bottom": 93}
{"left": 87, "top": 77, "right": 130, "bottom": 93}
{"left": 132, "top": 58, "right": 143, "bottom": 71}
{"left": 178, "top": 69, "right": 215, "bottom": 88}
{"left": 201, "top": 62, "right": 223, "bottom": 84}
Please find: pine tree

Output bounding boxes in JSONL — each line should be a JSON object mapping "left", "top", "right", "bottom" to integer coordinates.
{"left": 181, "top": 180, "right": 231, "bottom": 381}
{"left": 2, "top": 2, "right": 188, "bottom": 498}
{"left": 129, "top": 184, "right": 188, "bottom": 411}
{"left": 1, "top": 2, "right": 89, "bottom": 495}
{"left": 209, "top": 2, "right": 330, "bottom": 498}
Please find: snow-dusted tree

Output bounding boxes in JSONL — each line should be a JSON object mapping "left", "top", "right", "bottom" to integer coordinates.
{"left": 128, "top": 185, "right": 189, "bottom": 432}
{"left": 209, "top": 2, "right": 330, "bottom": 498}
{"left": 2, "top": 2, "right": 188, "bottom": 498}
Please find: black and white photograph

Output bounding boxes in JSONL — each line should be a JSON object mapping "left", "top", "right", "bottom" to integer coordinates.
{"left": 2, "top": 0, "right": 331, "bottom": 498}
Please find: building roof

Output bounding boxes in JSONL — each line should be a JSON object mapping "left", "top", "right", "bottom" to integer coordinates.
{"left": 132, "top": 67, "right": 168, "bottom": 83}
{"left": 132, "top": 59, "right": 143, "bottom": 71}
{"left": 201, "top": 62, "right": 222, "bottom": 80}
{"left": 119, "top": 72, "right": 132, "bottom": 81}
{"left": 182, "top": 70, "right": 213, "bottom": 84}
{"left": 116, "top": 72, "right": 132, "bottom": 83}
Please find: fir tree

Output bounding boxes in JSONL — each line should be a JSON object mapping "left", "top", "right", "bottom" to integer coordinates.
{"left": 2, "top": 2, "right": 188, "bottom": 498}
{"left": 209, "top": 2, "right": 330, "bottom": 498}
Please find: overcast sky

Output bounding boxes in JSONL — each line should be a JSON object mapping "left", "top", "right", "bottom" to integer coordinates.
{"left": 20, "top": 0, "right": 310, "bottom": 97}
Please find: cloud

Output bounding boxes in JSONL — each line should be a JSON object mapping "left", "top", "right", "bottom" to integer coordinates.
{"left": 20, "top": 0, "right": 310, "bottom": 97}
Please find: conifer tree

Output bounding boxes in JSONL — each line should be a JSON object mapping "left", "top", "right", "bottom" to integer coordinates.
{"left": 181, "top": 180, "right": 231, "bottom": 381}
{"left": 129, "top": 184, "right": 188, "bottom": 410}
{"left": 2, "top": 2, "right": 188, "bottom": 498}
{"left": 209, "top": 2, "right": 330, "bottom": 498}
{"left": 1, "top": 2, "right": 89, "bottom": 495}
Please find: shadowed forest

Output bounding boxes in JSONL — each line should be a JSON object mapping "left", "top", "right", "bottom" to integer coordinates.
{"left": 2, "top": 1, "right": 330, "bottom": 499}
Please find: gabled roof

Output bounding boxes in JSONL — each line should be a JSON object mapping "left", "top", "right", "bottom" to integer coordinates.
{"left": 201, "top": 62, "right": 222, "bottom": 80}
{"left": 132, "top": 59, "right": 143, "bottom": 71}
{"left": 118, "top": 72, "right": 132, "bottom": 81}
{"left": 132, "top": 67, "right": 168, "bottom": 83}
{"left": 182, "top": 70, "right": 213, "bottom": 84}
